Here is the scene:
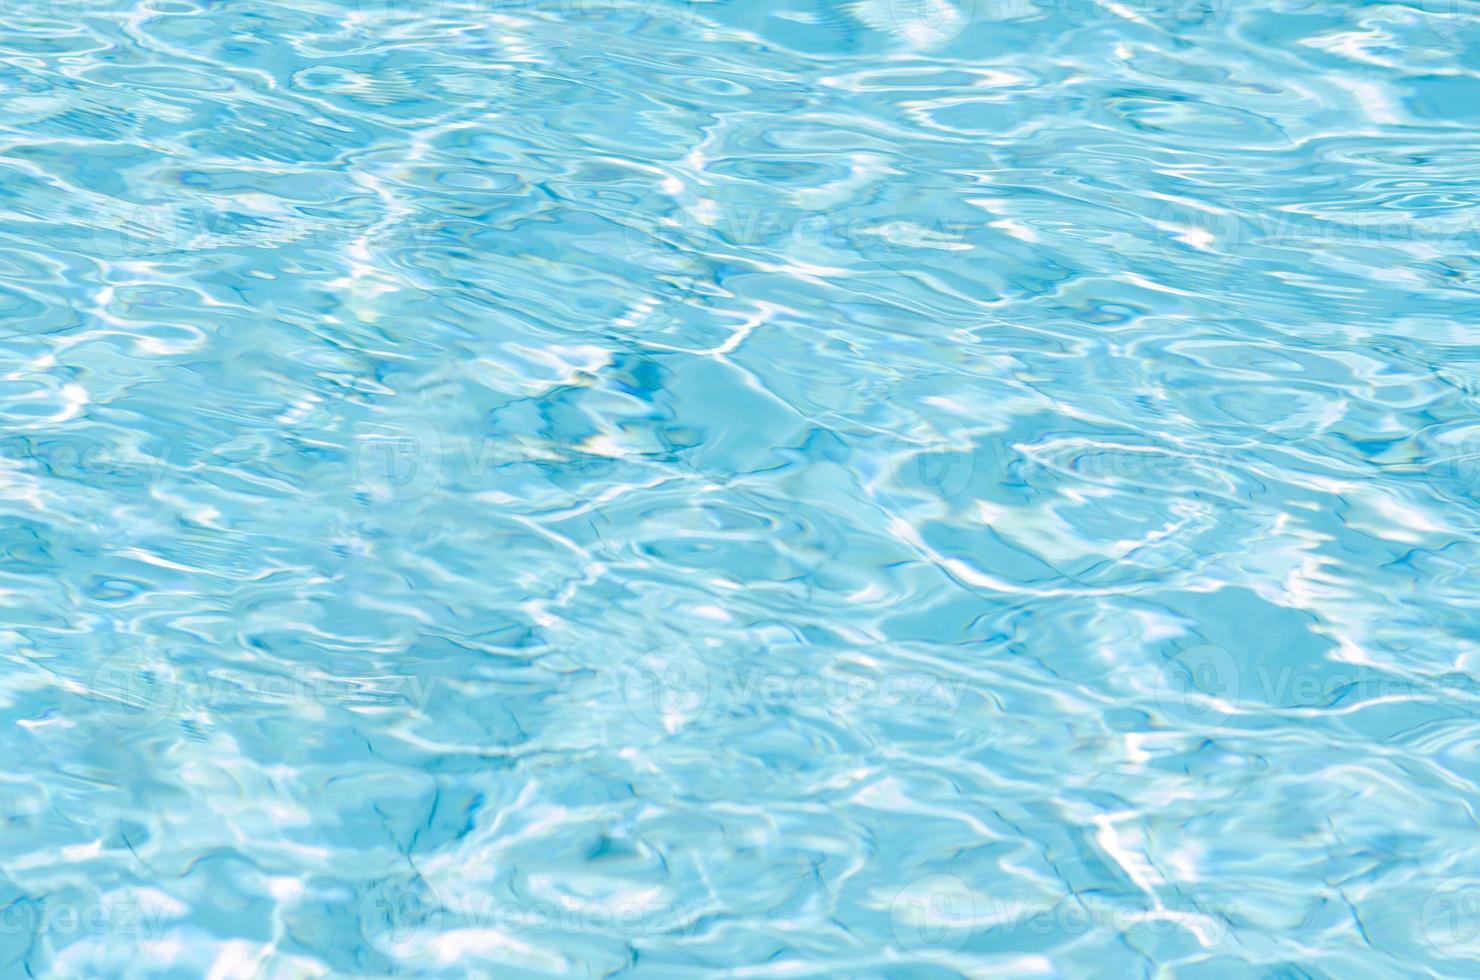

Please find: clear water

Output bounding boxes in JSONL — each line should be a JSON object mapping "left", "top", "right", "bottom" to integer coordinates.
{"left": 3, "top": 0, "right": 1479, "bottom": 976}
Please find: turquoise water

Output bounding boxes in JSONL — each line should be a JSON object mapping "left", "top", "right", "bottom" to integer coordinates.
{"left": 3, "top": 0, "right": 1480, "bottom": 976}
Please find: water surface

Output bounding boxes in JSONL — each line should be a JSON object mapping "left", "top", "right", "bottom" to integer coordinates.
{"left": 2, "top": 0, "right": 1480, "bottom": 976}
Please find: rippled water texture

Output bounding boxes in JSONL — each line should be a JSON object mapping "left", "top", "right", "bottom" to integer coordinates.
{"left": 3, "top": 0, "right": 1480, "bottom": 976}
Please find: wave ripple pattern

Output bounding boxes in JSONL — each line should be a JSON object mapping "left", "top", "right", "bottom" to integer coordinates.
{"left": 1, "top": 0, "right": 1479, "bottom": 977}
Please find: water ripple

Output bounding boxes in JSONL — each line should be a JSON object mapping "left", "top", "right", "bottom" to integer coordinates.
{"left": 1, "top": 0, "right": 1479, "bottom": 976}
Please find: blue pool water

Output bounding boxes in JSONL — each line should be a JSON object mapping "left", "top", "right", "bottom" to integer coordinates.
{"left": 2, "top": 0, "right": 1480, "bottom": 976}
